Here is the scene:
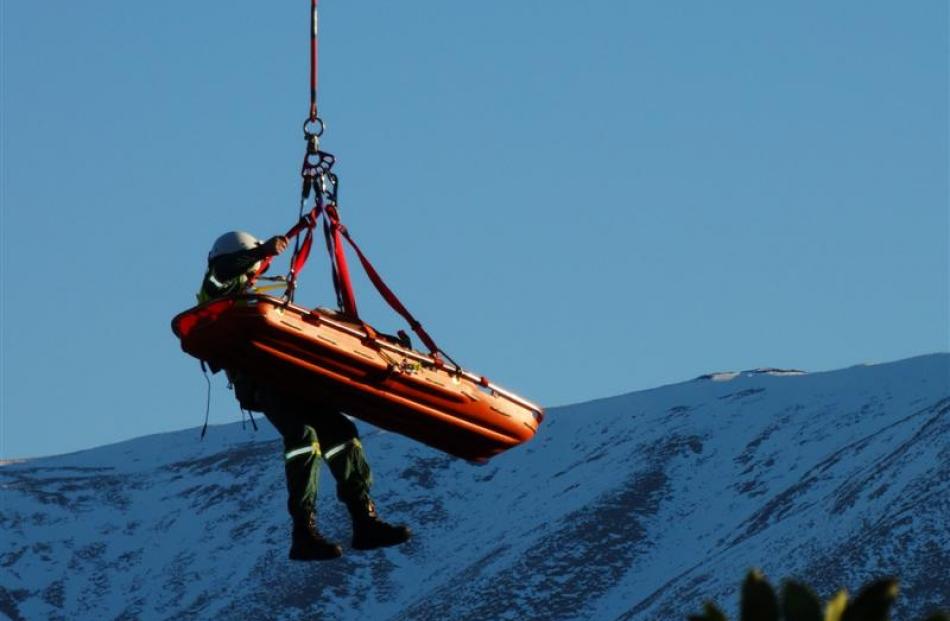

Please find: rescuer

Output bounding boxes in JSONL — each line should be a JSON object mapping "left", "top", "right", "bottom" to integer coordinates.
{"left": 198, "top": 230, "right": 411, "bottom": 561}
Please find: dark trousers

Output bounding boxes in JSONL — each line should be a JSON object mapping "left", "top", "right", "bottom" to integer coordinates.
{"left": 233, "top": 374, "right": 373, "bottom": 519}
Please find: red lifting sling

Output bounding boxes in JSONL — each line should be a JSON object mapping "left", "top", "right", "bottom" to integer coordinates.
{"left": 171, "top": 0, "right": 544, "bottom": 462}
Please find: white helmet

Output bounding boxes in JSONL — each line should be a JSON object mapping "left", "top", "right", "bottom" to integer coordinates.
{"left": 208, "top": 231, "right": 261, "bottom": 261}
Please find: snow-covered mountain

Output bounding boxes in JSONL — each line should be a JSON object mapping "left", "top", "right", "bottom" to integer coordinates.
{"left": 2, "top": 354, "right": 948, "bottom": 620}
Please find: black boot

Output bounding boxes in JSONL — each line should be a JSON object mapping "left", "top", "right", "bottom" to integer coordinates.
{"left": 347, "top": 500, "right": 411, "bottom": 550}
{"left": 289, "top": 512, "right": 343, "bottom": 561}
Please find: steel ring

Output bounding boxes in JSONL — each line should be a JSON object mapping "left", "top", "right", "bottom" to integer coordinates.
{"left": 302, "top": 117, "right": 325, "bottom": 137}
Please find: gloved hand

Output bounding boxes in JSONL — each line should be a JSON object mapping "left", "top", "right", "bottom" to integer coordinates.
{"left": 262, "top": 235, "right": 290, "bottom": 256}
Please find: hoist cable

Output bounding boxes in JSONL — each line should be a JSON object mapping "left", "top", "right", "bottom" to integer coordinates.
{"left": 309, "top": 0, "right": 319, "bottom": 122}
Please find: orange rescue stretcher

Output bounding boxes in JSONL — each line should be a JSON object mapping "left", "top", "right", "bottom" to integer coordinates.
{"left": 172, "top": 294, "right": 544, "bottom": 462}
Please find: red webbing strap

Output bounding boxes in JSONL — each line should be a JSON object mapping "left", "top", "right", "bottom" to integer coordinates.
{"left": 284, "top": 206, "right": 322, "bottom": 293}
{"left": 331, "top": 220, "right": 359, "bottom": 316}
{"left": 248, "top": 255, "right": 274, "bottom": 286}
{"left": 325, "top": 206, "right": 443, "bottom": 359}
{"left": 285, "top": 206, "right": 321, "bottom": 239}
{"left": 292, "top": 228, "right": 315, "bottom": 277}
{"left": 321, "top": 217, "right": 344, "bottom": 309}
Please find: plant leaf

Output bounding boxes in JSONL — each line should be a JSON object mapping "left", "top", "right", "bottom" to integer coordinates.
{"left": 687, "top": 601, "right": 729, "bottom": 621}
{"left": 706, "top": 602, "right": 730, "bottom": 621}
{"left": 825, "top": 590, "right": 848, "bottom": 621}
{"left": 782, "top": 580, "right": 823, "bottom": 621}
{"left": 841, "top": 578, "right": 898, "bottom": 621}
{"left": 741, "top": 570, "right": 779, "bottom": 621}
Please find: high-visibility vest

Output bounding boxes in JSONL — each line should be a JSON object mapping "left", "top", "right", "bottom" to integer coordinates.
{"left": 196, "top": 269, "right": 250, "bottom": 304}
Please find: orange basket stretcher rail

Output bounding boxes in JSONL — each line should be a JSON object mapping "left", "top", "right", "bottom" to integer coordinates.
{"left": 171, "top": 295, "right": 545, "bottom": 462}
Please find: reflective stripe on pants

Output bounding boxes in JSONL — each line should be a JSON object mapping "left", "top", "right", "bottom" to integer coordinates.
{"left": 285, "top": 441, "right": 321, "bottom": 461}
{"left": 324, "top": 438, "right": 361, "bottom": 461}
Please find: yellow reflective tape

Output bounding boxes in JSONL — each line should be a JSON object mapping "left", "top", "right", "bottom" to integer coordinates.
{"left": 284, "top": 441, "right": 321, "bottom": 461}
{"left": 252, "top": 283, "right": 287, "bottom": 293}
{"left": 324, "top": 438, "right": 361, "bottom": 461}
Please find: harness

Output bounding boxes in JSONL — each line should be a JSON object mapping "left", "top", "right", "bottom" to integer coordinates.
{"left": 197, "top": 269, "right": 249, "bottom": 304}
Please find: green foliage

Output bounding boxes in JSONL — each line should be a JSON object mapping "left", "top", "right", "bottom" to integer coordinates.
{"left": 687, "top": 570, "right": 946, "bottom": 621}
{"left": 688, "top": 602, "right": 728, "bottom": 621}
{"left": 840, "top": 578, "right": 899, "bottom": 621}
{"left": 742, "top": 570, "right": 779, "bottom": 621}
{"left": 825, "top": 590, "right": 849, "bottom": 621}
{"left": 781, "top": 581, "right": 822, "bottom": 621}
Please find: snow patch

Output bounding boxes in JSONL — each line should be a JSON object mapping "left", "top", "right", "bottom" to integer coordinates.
{"left": 1, "top": 353, "right": 947, "bottom": 621}
{"left": 695, "top": 371, "right": 742, "bottom": 382}
{"left": 695, "top": 368, "right": 807, "bottom": 382}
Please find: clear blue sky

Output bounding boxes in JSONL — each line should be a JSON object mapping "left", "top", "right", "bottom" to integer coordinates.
{"left": 2, "top": 1, "right": 947, "bottom": 459}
